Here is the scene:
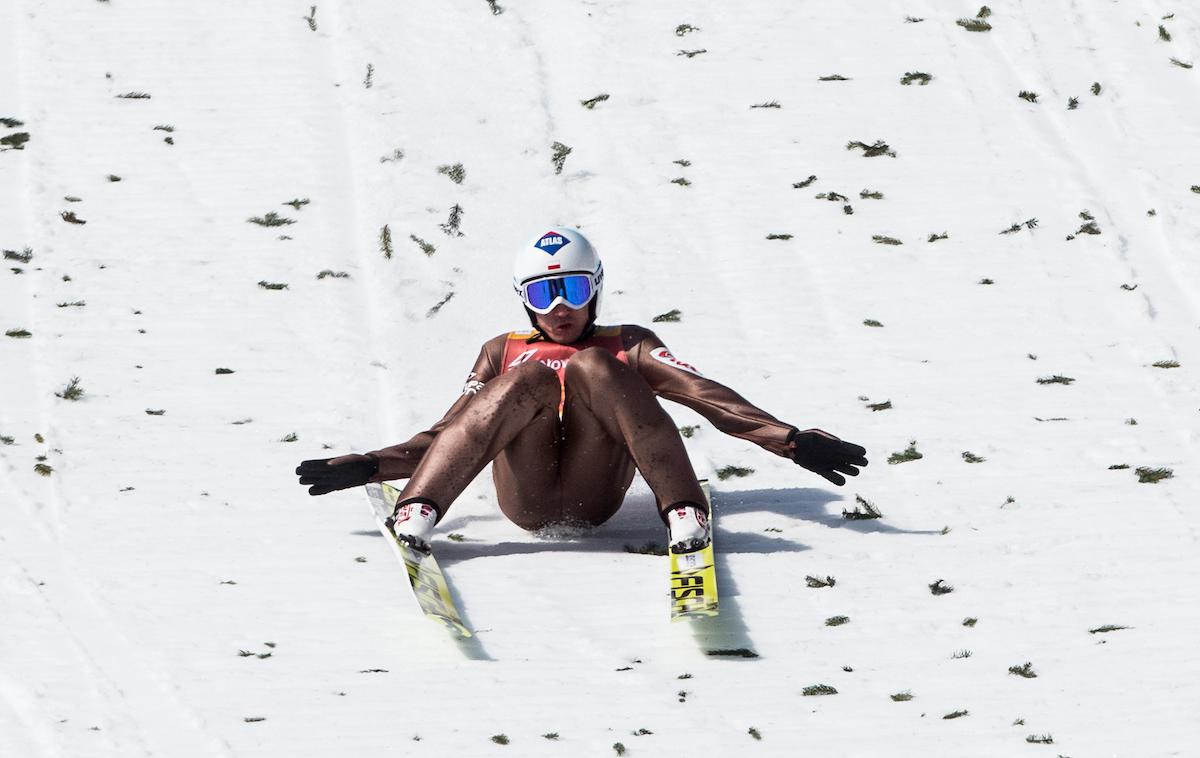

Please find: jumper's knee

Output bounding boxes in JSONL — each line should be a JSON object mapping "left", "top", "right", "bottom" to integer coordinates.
{"left": 565, "top": 346, "right": 622, "bottom": 383}
{"left": 501, "top": 359, "right": 561, "bottom": 408}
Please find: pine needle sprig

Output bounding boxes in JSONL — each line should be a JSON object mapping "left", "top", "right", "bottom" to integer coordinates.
{"left": 847, "top": 139, "right": 896, "bottom": 157}
{"left": 580, "top": 93, "right": 610, "bottom": 109}
{"left": 551, "top": 142, "right": 572, "bottom": 174}
{"left": 379, "top": 224, "right": 394, "bottom": 258}
{"left": 436, "top": 163, "right": 466, "bottom": 184}
{"left": 410, "top": 235, "right": 435, "bottom": 256}
{"left": 56, "top": 377, "right": 85, "bottom": 401}
{"left": 247, "top": 211, "right": 294, "bottom": 227}
{"left": 842, "top": 494, "right": 882, "bottom": 520}
{"left": 1135, "top": 466, "right": 1173, "bottom": 483}
{"left": 956, "top": 18, "right": 991, "bottom": 32}
{"left": 929, "top": 579, "right": 954, "bottom": 595}
{"left": 900, "top": 72, "right": 932, "bottom": 86}
{"left": 439, "top": 204, "right": 465, "bottom": 237}
{"left": 888, "top": 441, "right": 922, "bottom": 463}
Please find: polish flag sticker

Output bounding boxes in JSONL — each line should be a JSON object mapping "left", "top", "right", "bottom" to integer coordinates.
{"left": 649, "top": 347, "right": 703, "bottom": 377}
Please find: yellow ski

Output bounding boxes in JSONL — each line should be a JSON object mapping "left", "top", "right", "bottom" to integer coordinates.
{"left": 365, "top": 482, "right": 472, "bottom": 638}
{"left": 669, "top": 480, "right": 719, "bottom": 620}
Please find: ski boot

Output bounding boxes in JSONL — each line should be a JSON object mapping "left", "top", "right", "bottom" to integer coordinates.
{"left": 386, "top": 499, "right": 439, "bottom": 554}
{"left": 667, "top": 502, "right": 710, "bottom": 554}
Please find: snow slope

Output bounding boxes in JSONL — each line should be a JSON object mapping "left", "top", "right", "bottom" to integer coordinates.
{"left": 2, "top": 1, "right": 1199, "bottom": 755}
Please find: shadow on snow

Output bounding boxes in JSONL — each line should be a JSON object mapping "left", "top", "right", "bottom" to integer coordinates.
{"left": 351, "top": 484, "right": 940, "bottom": 561}
{"left": 348, "top": 485, "right": 939, "bottom": 660}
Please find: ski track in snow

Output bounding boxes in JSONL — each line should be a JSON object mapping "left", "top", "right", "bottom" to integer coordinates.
{"left": 3, "top": 1, "right": 1200, "bottom": 756}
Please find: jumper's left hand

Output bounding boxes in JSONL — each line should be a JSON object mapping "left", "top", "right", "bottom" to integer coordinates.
{"left": 788, "top": 429, "right": 868, "bottom": 486}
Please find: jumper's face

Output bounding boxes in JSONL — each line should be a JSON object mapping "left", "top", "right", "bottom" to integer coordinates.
{"left": 535, "top": 302, "right": 589, "bottom": 344}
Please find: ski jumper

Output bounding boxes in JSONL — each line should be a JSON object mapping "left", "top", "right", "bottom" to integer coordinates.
{"left": 367, "top": 325, "right": 796, "bottom": 530}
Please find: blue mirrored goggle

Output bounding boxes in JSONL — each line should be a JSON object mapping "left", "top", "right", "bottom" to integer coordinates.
{"left": 520, "top": 274, "right": 595, "bottom": 314}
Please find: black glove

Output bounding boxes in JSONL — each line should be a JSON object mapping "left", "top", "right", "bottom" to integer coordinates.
{"left": 296, "top": 454, "right": 379, "bottom": 496}
{"left": 787, "top": 429, "right": 868, "bottom": 486}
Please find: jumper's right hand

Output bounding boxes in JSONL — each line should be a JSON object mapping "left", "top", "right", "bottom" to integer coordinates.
{"left": 296, "top": 454, "right": 379, "bottom": 496}
{"left": 787, "top": 429, "right": 868, "bottom": 486}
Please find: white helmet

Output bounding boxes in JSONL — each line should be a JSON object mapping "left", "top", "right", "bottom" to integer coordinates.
{"left": 513, "top": 227, "right": 604, "bottom": 324}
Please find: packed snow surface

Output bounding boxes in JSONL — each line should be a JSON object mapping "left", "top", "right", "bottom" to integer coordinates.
{"left": 2, "top": 1, "right": 1199, "bottom": 756}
